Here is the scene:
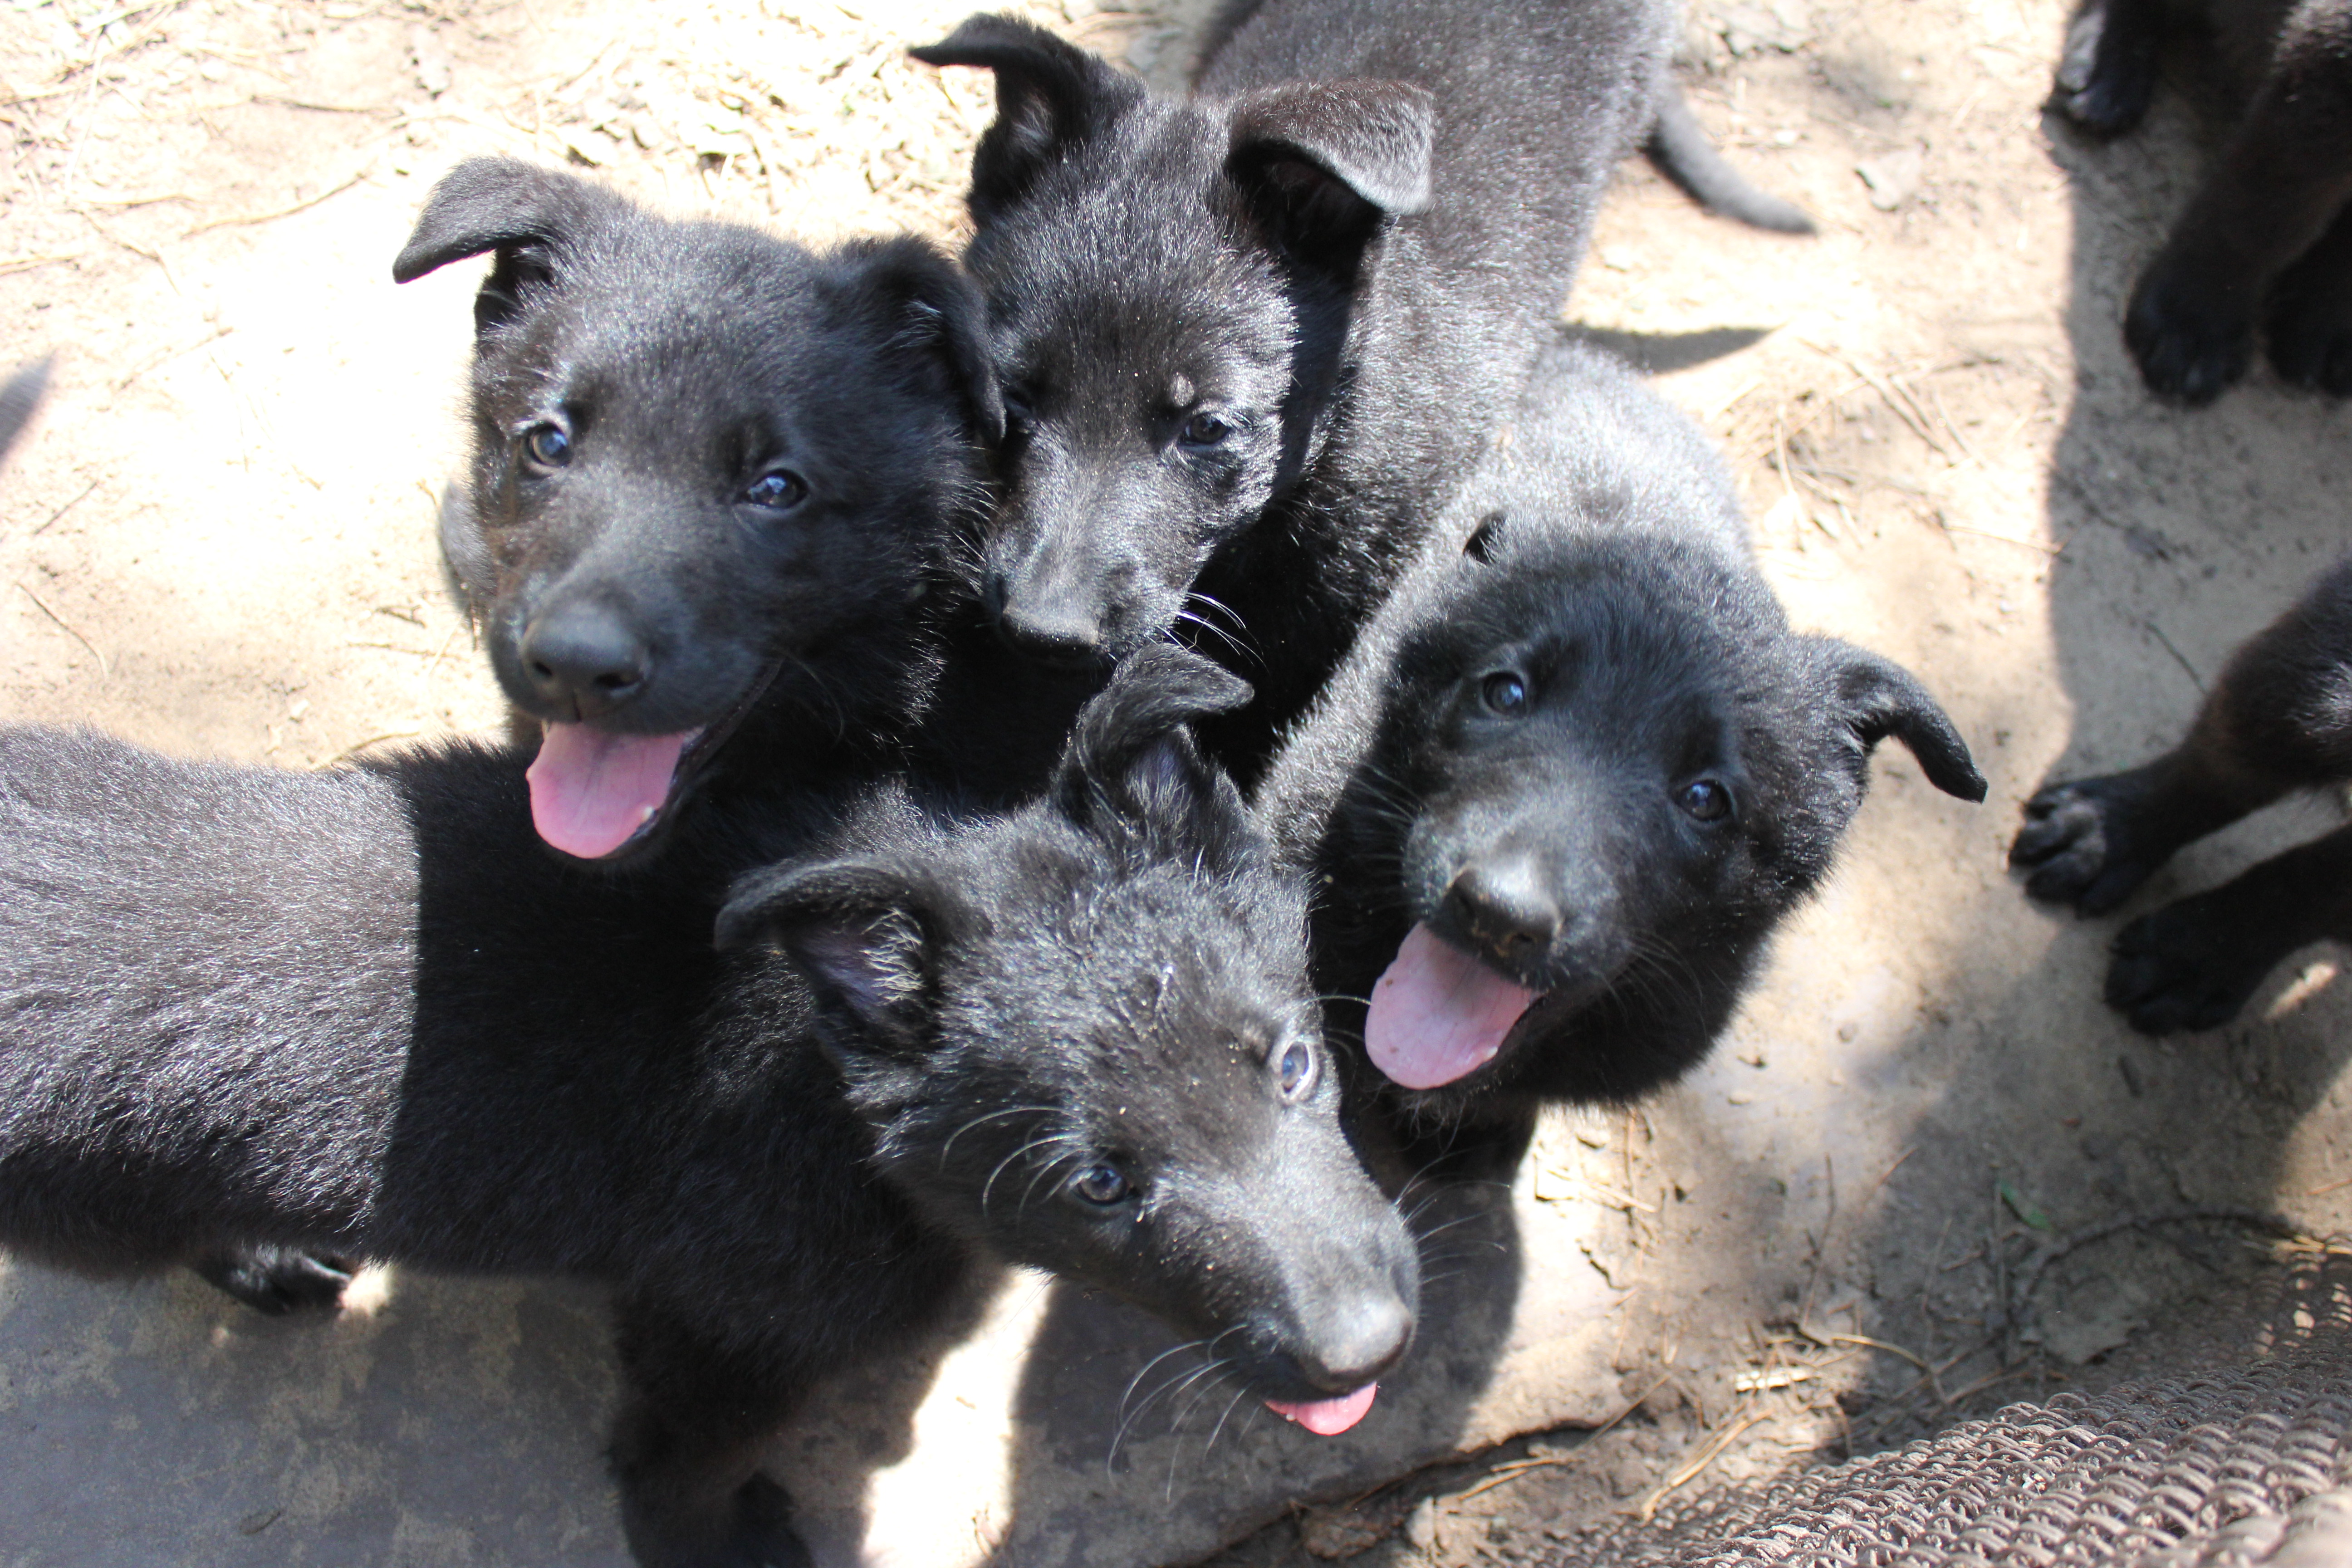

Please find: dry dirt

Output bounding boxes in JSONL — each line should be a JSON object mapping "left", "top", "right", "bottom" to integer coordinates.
{"left": 1, "top": 0, "right": 2348, "bottom": 1565}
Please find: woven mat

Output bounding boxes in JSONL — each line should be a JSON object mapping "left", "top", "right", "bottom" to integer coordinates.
{"left": 1557, "top": 1255, "right": 2352, "bottom": 1567}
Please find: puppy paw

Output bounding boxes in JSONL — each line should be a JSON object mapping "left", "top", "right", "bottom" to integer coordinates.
{"left": 2266, "top": 263, "right": 2352, "bottom": 397}
{"left": 2106, "top": 897, "right": 2285, "bottom": 1034}
{"left": 193, "top": 1245, "right": 355, "bottom": 1315}
{"left": 2010, "top": 769, "right": 2179, "bottom": 915}
{"left": 2126, "top": 254, "right": 2258, "bottom": 407}
{"left": 2054, "top": 1, "right": 2158, "bottom": 137}
{"left": 621, "top": 1475, "right": 813, "bottom": 1568}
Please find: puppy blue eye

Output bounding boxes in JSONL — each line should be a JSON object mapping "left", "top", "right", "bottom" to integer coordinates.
{"left": 743, "top": 470, "right": 807, "bottom": 510}
{"left": 1680, "top": 779, "right": 1733, "bottom": 822}
{"left": 1178, "top": 411, "right": 1231, "bottom": 448}
{"left": 1482, "top": 672, "right": 1528, "bottom": 715}
{"left": 524, "top": 424, "right": 570, "bottom": 467}
{"left": 1276, "top": 1040, "right": 1313, "bottom": 1098}
{"left": 1072, "top": 1164, "right": 1130, "bottom": 1205}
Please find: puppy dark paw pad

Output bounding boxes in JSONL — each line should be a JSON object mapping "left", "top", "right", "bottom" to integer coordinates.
{"left": 2105, "top": 910, "right": 2272, "bottom": 1035}
{"left": 194, "top": 1245, "right": 356, "bottom": 1316}
{"left": 2011, "top": 779, "right": 2163, "bottom": 913}
{"left": 2126, "top": 266, "right": 2256, "bottom": 407}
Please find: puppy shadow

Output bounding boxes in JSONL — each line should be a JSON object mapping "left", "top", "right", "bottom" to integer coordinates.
{"left": 0, "top": 1264, "right": 631, "bottom": 1566}
{"left": 991, "top": 1187, "right": 1522, "bottom": 1564}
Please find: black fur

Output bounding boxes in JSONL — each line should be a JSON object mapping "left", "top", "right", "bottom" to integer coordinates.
{"left": 393, "top": 157, "right": 1001, "bottom": 863}
{"left": 912, "top": 5, "right": 1809, "bottom": 779}
{"left": 0, "top": 647, "right": 1416, "bottom": 1568}
{"left": 2055, "top": 0, "right": 2352, "bottom": 403}
{"left": 2013, "top": 556, "right": 2352, "bottom": 1033}
{"left": 1261, "top": 342, "right": 1984, "bottom": 1168}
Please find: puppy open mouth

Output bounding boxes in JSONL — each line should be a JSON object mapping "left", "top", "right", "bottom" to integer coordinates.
{"left": 521, "top": 661, "right": 784, "bottom": 860}
{"left": 1364, "top": 923, "right": 1545, "bottom": 1090}
{"left": 1264, "top": 1383, "right": 1378, "bottom": 1435}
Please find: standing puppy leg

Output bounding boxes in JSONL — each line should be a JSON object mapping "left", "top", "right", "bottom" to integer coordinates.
{"left": 608, "top": 1304, "right": 818, "bottom": 1568}
{"left": 2107, "top": 823, "right": 2352, "bottom": 1032}
{"left": 2054, "top": 0, "right": 2168, "bottom": 136}
{"left": 2265, "top": 201, "right": 2352, "bottom": 394}
{"left": 2124, "top": 0, "right": 2352, "bottom": 403}
{"left": 2014, "top": 555, "right": 2352, "bottom": 912}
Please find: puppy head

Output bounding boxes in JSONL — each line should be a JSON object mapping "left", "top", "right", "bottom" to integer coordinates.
{"left": 1338, "top": 522, "right": 1983, "bottom": 1108}
{"left": 912, "top": 17, "right": 1432, "bottom": 669}
{"left": 720, "top": 646, "right": 1420, "bottom": 1428}
{"left": 396, "top": 158, "right": 998, "bottom": 863}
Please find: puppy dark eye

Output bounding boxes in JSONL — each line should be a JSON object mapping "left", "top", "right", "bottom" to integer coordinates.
{"left": 524, "top": 424, "right": 571, "bottom": 467}
{"left": 1072, "top": 1163, "right": 1131, "bottom": 1205}
{"left": 1275, "top": 1039, "right": 1314, "bottom": 1099}
{"left": 1482, "top": 672, "right": 1528, "bottom": 715}
{"left": 1001, "top": 387, "right": 1035, "bottom": 426}
{"left": 1178, "top": 411, "right": 1231, "bottom": 449}
{"left": 1679, "top": 779, "right": 1733, "bottom": 822}
{"left": 743, "top": 470, "right": 807, "bottom": 511}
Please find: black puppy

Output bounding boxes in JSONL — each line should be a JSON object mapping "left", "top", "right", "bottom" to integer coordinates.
{"left": 912, "top": 6, "right": 1811, "bottom": 775}
{"left": 2055, "top": 0, "right": 2352, "bottom": 404}
{"left": 393, "top": 157, "right": 1002, "bottom": 864}
{"left": 1260, "top": 342, "right": 1985, "bottom": 1171}
{"left": 2013, "top": 558, "right": 2352, "bottom": 1033}
{"left": 0, "top": 648, "right": 1417, "bottom": 1568}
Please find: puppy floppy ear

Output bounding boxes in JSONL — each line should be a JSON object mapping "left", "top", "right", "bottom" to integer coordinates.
{"left": 1225, "top": 80, "right": 1434, "bottom": 269}
{"left": 910, "top": 15, "right": 1144, "bottom": 223}
{"left": 392, "top": 157, "right": 622, "bottom": 335}
{"left": 1054, "top": 644, "right": 1258, "bottom": 867}
{"left": 717, "top": 861, "right": 967, "bottom": 1054}
{"left": 833, "top": 235, "right": 1005, "bottom": 446}
{"left": 1808, "top": 642, "right": 1988, "bottom": 802}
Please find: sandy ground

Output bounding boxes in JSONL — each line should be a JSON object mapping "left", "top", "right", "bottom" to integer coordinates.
{"left": 1, "top": 0, "right": 2349, "bottom": 1564}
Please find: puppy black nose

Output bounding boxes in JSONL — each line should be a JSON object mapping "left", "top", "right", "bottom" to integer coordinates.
{"left": 519, "top": 601, "right": 651, "bottom": 720}
{"left": 1293, "top": 1292, "right": 1413, "bottom": 1393}
{"left": 1445, "top": 857, "right": 1561, "bottom": 964}
{"left": 996, "top": 598, "right": 1105, "bottom": 669}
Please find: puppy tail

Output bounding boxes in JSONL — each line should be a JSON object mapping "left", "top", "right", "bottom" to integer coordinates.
{"left": 1643, "top": 85, "right": 1816, "bottom": 235}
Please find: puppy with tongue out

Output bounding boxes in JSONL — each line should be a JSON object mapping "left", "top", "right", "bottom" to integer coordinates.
{"left": 1259, "top": 340, "right": 1987, "bottom": 1178}
{"left": 389, "top": 156, "right": 1004, "bottom": 869}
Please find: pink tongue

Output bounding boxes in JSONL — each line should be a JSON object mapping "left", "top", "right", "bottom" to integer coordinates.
{"left": 1264, "top": 1383, "right": 1377, "bottom": 1436}
{"left": 524, "top": 723, "right": 695, "bottom": 859}
{"left": 1365, "top": 923, "right": 1543, "bottom": 1090}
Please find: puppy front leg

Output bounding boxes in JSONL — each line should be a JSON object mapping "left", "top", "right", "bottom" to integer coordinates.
{"left": 2125, "top": 2, "right": 2352, "bottom": 403}
{"left": 2107, "top": 822, "right": 2352, "bottom": 1032}
{"left": 2016, "top": 556, "right": 2352, "bottom": 913}
{"left": 2265, "top": 201, "right": 2352, "bottom": 395}
{"left": 608, "top": 1302, "right": 816, "bottom": 1568}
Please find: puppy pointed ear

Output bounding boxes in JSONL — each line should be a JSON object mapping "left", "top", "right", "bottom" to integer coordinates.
{"left": 1812, "top": 642, "right": 1988, "bottom": 802}
{"left": 717, "top": 861, "right": 961, "bottom": 1053}
{"left": 392, "top": 157, "right": 621, "bottom": 335}
{"left": 1225, "top": 80, "right": 1434, "bottom": 268}
{"left": 834, "top": 235, "right": 1005, "bottom": 446}
{"left": 910, "top": 15, "right": 1143, "bottom": 222}
{"left": 1054, "top": 645, "right": 1258, "bottom": 865}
